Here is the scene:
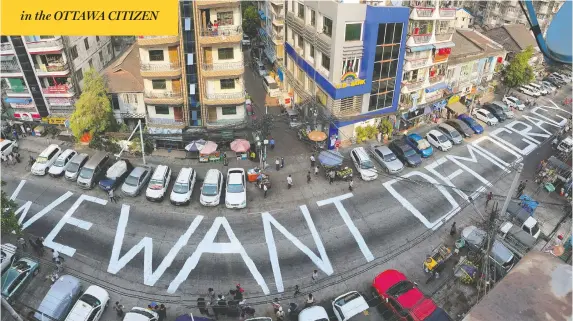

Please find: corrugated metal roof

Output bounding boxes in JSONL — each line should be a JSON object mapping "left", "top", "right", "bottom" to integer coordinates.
{"left": 449, "top": 29, "right": 505, "bottom": 65}
{"left": 462, "top": 251, "right": 572, "bottom": 321}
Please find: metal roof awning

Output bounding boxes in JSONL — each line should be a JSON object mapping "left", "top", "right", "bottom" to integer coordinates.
{"left": 407, "top": 44, "right": 434, "bottom": 52}
{"left": 4, "top": 97, "right": 32, "bottom": 104}
{"left": 447, "top": 101, "right": 467, "bottom": 114}
{"left": 434, "top": 42, "right": 456, "bottom": 49}
{"left": 425, "top": 82, "right": 448, "bottom": 93}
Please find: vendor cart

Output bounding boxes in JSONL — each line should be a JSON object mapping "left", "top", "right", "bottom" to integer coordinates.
{"left": 318, "top": 150, "right": 353, "bottom": 181}
{"left": 256, "top": 173, "right": 271, "bottom": 190}
{"left": 423, "top": 244, "right": 453, "bottom": 277}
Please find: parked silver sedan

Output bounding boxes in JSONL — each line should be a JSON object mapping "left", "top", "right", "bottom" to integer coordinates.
{"left": 121, "top": 165, "right": 153, "bottom": 197}
{"left": 369, "top": 145, "right": 404, "bottom": 174}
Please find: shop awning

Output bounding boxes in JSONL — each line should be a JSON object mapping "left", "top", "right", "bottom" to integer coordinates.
{"left": 407, "top": 44, "right": 434, "bottom": 52}
{"left": 425, "top": 82, "right": 448, "bottom": 93}
{"left": 4, "top": 98, "right": 32, "bottom": 104}
{"left": 447, "top": 101, "right": 467, "bottom": 114}
{"left": 434, "top": 42, "right": 456, "bottom": 49}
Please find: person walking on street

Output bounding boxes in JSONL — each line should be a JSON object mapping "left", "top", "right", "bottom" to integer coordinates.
{"left": 311, "top": 269, "right": 318, "bottom": 281}
{"left": 307, "top": 171, "right": 311, "bottom": 183}
{"left": 293, "top": 285, "right": 301, "bottom": 297}
{"left": 310, "top": 154, "right": 316, "bottom": 168}
{"left": 12, "top": 129, "right": 18, "bottom": 141}
{"left": 486, "top": 191, "right": 493, "bottom": 207}
{"left": 271, "top": 298, "right": 281, "bottom": 312}
{"left": 17, "top": 236, "right": 26, "bottom": 251}
{"left": 52, "top": 249, "right": 61, "bottom": 263}
{"left": 281, "top": 157, "right": 285, "bottom": 168}
{"left": 314, "top": 165, "right": 319, "bottom": 176}
{"left": 263, "top": 184, "right": 268, "bottom": 198}
{"left": 276, "top": 158, "right": 280, "bottom": 171}
{"left": 449, "top": 222, "right": 457, "bottom": 236}
{"left": 349, "top": 179, "right": 354, "bottom": 191}
{"left": 287, "top": 175, "right": 293, "bottom": 189}
{"left": 270, "top": 138, "right": 275, "bottom": 150}
{"left": 329, "top": 170, "right": 335, "bottom": 184}
{"left": 208, "top": 288, "right": 216, "bottom": 305}
{"left": 276, "top": 306, "right": 285, "bottom": 321}
{"left": 158, "top": 304, "right": 167, "bottom": 321}
{"left": 114, "top": 302, "right": 125, "bottom": 318}
{"left": 305, "top": 294, "right": 315, "bottom": 308}
{"left": 108, "top": 189, "right": 117, "bottom": 203}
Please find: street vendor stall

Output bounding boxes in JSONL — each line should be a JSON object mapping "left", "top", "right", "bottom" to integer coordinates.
{"left": 423, "top": 243, "right": 453, "bottom": 281}
{"left": 318, "top": 150, "right": 353, "bottom": 181}
{"left": 230, "top": 139, "right": 250, "bottom": 160}
{"left": 198, "top": 141, "right": 219, "bottom": 163}
{"left": 185, "top": 139, "right": 206, "bottom": 159}
{"left": 298, "top": 129, "right": 327, "bottom": 151}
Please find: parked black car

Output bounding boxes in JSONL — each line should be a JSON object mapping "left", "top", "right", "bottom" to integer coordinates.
{"left": 389, "top": 139, "right": 422, "bottom": 167}
{"left": 483, "top": 104, "right": 507, "bottom": 122}
{"left": 544, "top": 77, "right": 563, "bottom": 88}
{"left": 445, "top": 120, "right": 474, "bottom": 138}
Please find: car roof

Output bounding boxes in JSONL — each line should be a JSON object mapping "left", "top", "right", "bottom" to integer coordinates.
{"left": 374, "top": 145, "right": 392, "bottom": 154}
{"left": 298, "top": 306, "right": 329, "bottom": 321}
{"left": 334, "top": 291, "right": 369, "bottom": 319}
{"left": 373, "top": 269, "right": 408, "bottom": 293}
{"left": 130, "top": 166, "right": 149, "bottom": 177}
{"left": 39, "top": 144, "right": 60, "bottom": 157}
{"left": 228, "top": 172, "right": 244, "bottom": 185}
{"left": 57, "top": 149, "right": 75, "bottom": 160}
{"left": 151, "top": 165, "right": 169, "bottom": 179}
{"left": 176, "top": 168, "right": 194, "bottom": 183}
{"left": 204, "top": 169, "right": 222, "bottom": 183}
{"left": 70, "top": 153, "right": 88, "bottom": 163}
{"left": 0, "top": 140, "right": 13, "bottom": 148}
{"left": 438, "top": 123, "right": 455, "bottom": 131}
{"left": 428, "top": 129, "right": 444, "bottom": 136}
{"left": 408, "top": 133, "right": 422, "bottom": 140}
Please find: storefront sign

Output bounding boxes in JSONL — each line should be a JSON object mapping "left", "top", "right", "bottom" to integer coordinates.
{"left": 448, "top": 95, "right": 460, "bottom": 105}
{"left": 335, "top": 72, "right": 366, "bottom": 89}
{"left": 14, "top": 112, "right": 40, "bottom": 121}
{"left": 45, "top": 117, "right": 68, "bottom": 125}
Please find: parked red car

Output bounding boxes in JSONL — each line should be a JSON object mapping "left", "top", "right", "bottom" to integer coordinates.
{"left": 372, "top": 270, "right": 452, "bottom": 321}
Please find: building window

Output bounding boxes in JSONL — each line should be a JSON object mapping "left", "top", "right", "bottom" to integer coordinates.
{"left": 111, "top": 94, "right": 120, "bottom": 110}
{"left": 155, "top": 106, "right": 170, "bottom": 115}
{"left": 152, "top": 79, "right": 167, "bottom": 90}
{"left": 124, "top": 93, "right": 138, "bottom": 104}
{"left": 310, "top": 44, "right": 315, "bottom": 59}
{"left": 310, "top": 9, "right": 316, "bottom": 26}
{"left": 76, "top": 69, "right": 84, "bottom": 81}
{"left": 88, "top": 59, "right": 93, "bottom": 69}
{"left": 297, "top": 66, "right": 304, "bottom": 83}
{"left": 95, "top": 36, "right": 100, "bottom": 42}
{"left": 369, "top": 22, "right": 403, "bottom": 112}
{"left": 323, "top": 17, "right": 333, "bottom": 37}
{"left": 321, "top": 53, "right": 330, "bottom": 71}
{"left": 297, "top": 3, "right": 305, "bottom": 20}
{"left": 297, "top": 35, "right": 304, "bottom": 50}
{"left": 217, "top": 11, "right": 233, "bottom": 25}
{"left": 99, "top": 51, "right": 104, "bottom": 64}
{"left": 220, "top": 79, "right": 235, "bottom": 89}
{"left": 108, "top": 43, "right": 113, "bottom": 56}
{"left": 149, "top": 50, "right": 164, "bottom": 61}
{"left": 218, "top": 48, "right": 234, "bottom": 60}
{"left": 222, "top": 106, "right": 237, "bottom": 115}
{"left": 84, "top": 38, "right": 90, "bottom": 50}
{"left": 345, "top": 23, "right": 362, "bottom": 41}
{"left": 70, "top": 46, "right": 78, "bottom": 60}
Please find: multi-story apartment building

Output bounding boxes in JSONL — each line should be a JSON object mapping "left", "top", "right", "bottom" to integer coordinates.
{"left": 466, "top": 0, "right": 564, "bottom": 31}
{"left": 258, "top": 0, "right": 286, "bottom": 80}
{"left": 0, "top": 36, "right": 114, "bottom": 121}
{"left": 398, "top": 0, "right": 456, "bottom": 130}
{"left": 193, "top": 0, "right": 247, "bottom": 129}
{"left": 284, "top": 0, "right": 410, "bottom": 144}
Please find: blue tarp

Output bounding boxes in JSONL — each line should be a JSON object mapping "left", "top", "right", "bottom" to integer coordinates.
{"left": 425, "top": 82, "right": 448, "bottom": 93}
{"left": 4, "top": 97, "right": 32, "bottom": 104}
{"left": 408, "top": 44, "right": 434, "bottom": 52}
{"left": 318, "top": 150, "right": 344, "bottom": 167}
{"left": 519, "top": 194, "right": 539, "bottom": 213}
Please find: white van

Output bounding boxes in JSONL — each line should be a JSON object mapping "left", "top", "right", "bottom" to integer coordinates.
{"left": 529, "top": 82, "right": 547, "bottom": 95}
{"left": 48, "top": 149, "right": 77, "bottom": 177}
{"left": 350, "top": 147, "right": 378, "bottom": 181}
{"left": 263, "top": 76, "right": 280, "bottom": 98}
{"left": 200, "top": 169, "right": 224, "bottom": 206}
{"left": 31, "top": 144, "right": 62, "bottom": 176}
{"left": 145, "top": 165, "right": 172, "bottom": 202}
{"left": 170, "top": 167, "right": 196, "bottom": 205}
{"left": 521, "top": 85, "right": 541, "bottom": 97}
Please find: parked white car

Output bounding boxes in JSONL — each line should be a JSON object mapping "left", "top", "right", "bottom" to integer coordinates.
{"left": 332, "top": 291, "right": 369, "bottom": 321}
{"left": 350, "top": 147, "right": 378, "bottom": 181}
{"left": 529, "top": 82, "right": 548, "bottom": 95}
{"left": 519, "top": 85, "right": 540, "bottom": 97}
{"left": 200, "top": 169, "right": 224, "bottom": 206}
{"left": 426, "top": 129, "right": 453, "bottom": 152}
{"left": 503, "top": 96, "right": 526, "bottom": 111}
{"left": 31, "top": 144, "right": 62, "bottom": 176}
{"left": 145, "top": 165, "right": 172, "bottom": 202}
{"left": 225, "top": 168, "right": 247, "bottom": 209}
{"left": 541, "top": 81, "right": 557, "bottom": 92}
{"left": 170, "top": 167, "right": 196, "bottom": 206}
{"left": 299, "top": 306, "right": 330, "bottom": 321}
{"left": 48, "top": 149, "right": 77, "bottom": 177}
{"left": 1, "top": 243, "right": 17, "bottom": 273}
{"left": 0, "top": 139, "right": 18, "bottom": 158}
{"left": 64, "top": 285, "right": 110, "bottom": 321}
{"left": 473, "top": 108, "right": 499, "bottom": 126}
{"left": 123, "top": 307, "right": 158, "bottom": 321}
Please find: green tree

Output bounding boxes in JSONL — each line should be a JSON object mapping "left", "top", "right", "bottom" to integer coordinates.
{"left": 1, "top": 181, "right": 21, "bottom": 235}
{"left": 69, "top": 69, "right": 114, "bottom": 140}
{"left": 379, "top": 118, "right": 394, "bottom": 139}
{"left": 501, "top": 46, "right": 535, "bottom": 94}
{"left": 242, "top": 5, "right": 260, "bottom": 40}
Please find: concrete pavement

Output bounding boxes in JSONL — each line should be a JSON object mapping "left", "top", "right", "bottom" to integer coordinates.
{"left": 1, "top": 85, "right": 571, "bottom": 321}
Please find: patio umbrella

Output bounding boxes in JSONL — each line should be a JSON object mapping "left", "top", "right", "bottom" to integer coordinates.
{"left": 185, "top": 139, "right": 206, "bottom": 152}
{"left": 318, "top": 150, "right": 344, "bottom": 167}
{"left": 200, "top": 141, "right": 218, "bottom": 154}
{"left": 308, "top": 130, "right": 327, "bottom": 142}
{"left": 230, "top": 139, "right": 251, "bottom": 153}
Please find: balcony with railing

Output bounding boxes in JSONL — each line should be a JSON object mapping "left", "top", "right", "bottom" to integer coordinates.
{"left": 404, "top": 56, "right": 430, "bottom": 71}
{"left": 25, "top": 37, "right": 64, "bottom": 53}
{"left": 34, "top": 61, "right": 70, "bottom": 76}
{"left": 147, "top": 117, "right": 186, "bottom": 128}
{"left": 205, "top": 116, "right": 247, "bottom": 129}
{"left": 272, "top": 15, "right": 285, "bottom": 26}
{"left": 438, "top": 7, "right": 456, "bottom": 18}
{"left": 195, "top": 0, "right": 239, "bottom": 8}
{"left": 137, "top": 36, "right": 179, "bottom": 46}
{"left": 409, "top": 0, "right": 436, "bottom": 19}
{"left": 203, "top": 90, "right": 246, "bottom": 105}
{"left": 401, "top": 79, "right": 426, "bottom": 92}
{"left": 409, "top": 33, "right": 432, "bottom": 45}
{"left": 201, "top": 60, "right": 244, "bottom": 77}
{"left": 428, "top": 74, "right": 445, "bottom": 84}
{"left": 198, "top": 26, "right": 243, "bottom": 45}
{"left": 270, "top": 0, "right": 284, "bottom": 6}
{"left": 5, "top": 87, "right": 30, "bottom": 97}
{"left": 143, "top": 91, "right": 184, "bottom": 105}
{"left": 0, "top": 42, "right": 13, "bottom": 53}
{"left": 42, "top": 84, "right": 74, "bottom": 97}
{"left": 140, "top": 63, "right": 182, "bottom": 78}
{"left": 1, "top": 61, "right": 21, "bottom": 74}
{"left": 435, "top": 27, "right": 454, "bottom": 42}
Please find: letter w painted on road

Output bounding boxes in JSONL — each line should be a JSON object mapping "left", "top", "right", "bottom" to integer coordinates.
{"left": 107, "top": 205, "right": 204, "bottom": 287}
{"left": 262, "top": 206, "right": 333, "bottom": 293}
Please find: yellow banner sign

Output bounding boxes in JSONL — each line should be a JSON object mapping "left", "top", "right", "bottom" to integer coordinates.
{"left": 448, "top": 95, "right": 460, "bottom": 105}
{"left": 1, "top": 0, "right": 178, "bottom": 35}
{"left": 335, "top": 79, "right": 366, "bottom": 89}
{"left": 44, "top": 117, "right": 67, "bottom": 125}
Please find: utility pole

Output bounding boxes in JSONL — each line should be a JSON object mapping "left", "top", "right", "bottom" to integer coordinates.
{"left": 482, "top": 201, "right": 499, "bottom": 296}
{"left": 500, "top": 163, "right": 524, "bottom": 219}
{"left": 138, "top": 119, "right": 146, "bottom": 165}
{"left": 2, "top": 297, "right": 24, "bottom": 321}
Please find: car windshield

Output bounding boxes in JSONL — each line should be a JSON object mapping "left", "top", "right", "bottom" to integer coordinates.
{"left": 67, "top": 162, "right": 80, "bottom": 173}
{"left": 417, "top": 139, "right": 431, "bottom": 150}
{"left": 450, "top": 130, "right": 461, "bottom": 138}
{"left": 80, "top": 293, "right": 101, "bottom": 307}
{"left": 129, "top": 310, "right": 156, "bottom": 319}
{"left": 227, "top": 183, "right": 244, "bottom": 193}
{"left": 404, "top": 148, "right": 416, "bottom": 157}
{"left": 53, "top": 158, "right": 66, "bottom": 167}
{"left": 466, "top": 118, "right": 478, "bottom": 126}
{"left": 436, "top": 134, "right": 448, "bottom": 143}
{"left": 148, "top": 179, "right": 164, "bottom": 190}
{"left": 202, "top": 184, "right": 218, "bottom": 196}
{"left": 173, "top": 182, "right": 189, "bottom": 194}
{"left": 36, "top": 156, "right": 48, "bottom": 164}
{"left": 124, "top": 175, "right": 139, "bottom": 187}
{"left": 387, "top": 280, "right": 414, "bottom": 297}
{"left": 531, "top": 224, "right": 540, "bottom": 237}
{"left": 335, "top": 292, "right": 361, "bottom": 306}
{"left": 361, "top": 160, "right": 374, "bottom": 169}
{"left": 13, "top": 261, "right": 30, "bottom": 272}
{"left": 79, "top": 168, "right": 94, "bottom": 179}
{"left": 383, "top": 152, "right": 396, "bottom": 162}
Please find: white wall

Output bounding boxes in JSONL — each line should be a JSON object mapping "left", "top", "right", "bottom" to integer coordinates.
{"left": 143, "top": 79, "right": 174, "bottom": 92}
{"left": 116, "top": 93, "right": 146, "bottom": 114}
{"left": 139, "top": 47, "right": 171, "bottom": 64}
{"left": 67, "top": 36, "right": 114, "bottom": 89}
{"left": 216, "top": 104, "right": 245, "bottom": 120}
{"left": 146, "top": 105, "right": 175, "bottom": 119}
{"left": 205, "top": 78, "right": 244, "bottom": 94}
{"left": 455, "top": 10, "right": 473, "bottom": 29}
{"left": 211, "top": 46, "right": 242, "bottom": 64}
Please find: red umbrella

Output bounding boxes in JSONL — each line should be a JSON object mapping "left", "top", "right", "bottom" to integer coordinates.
{"left": 200, "top": 141, "right": 218, "bottom": 154}
{"left": 230, "top": 139, "right": 251, "bottom": 153}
